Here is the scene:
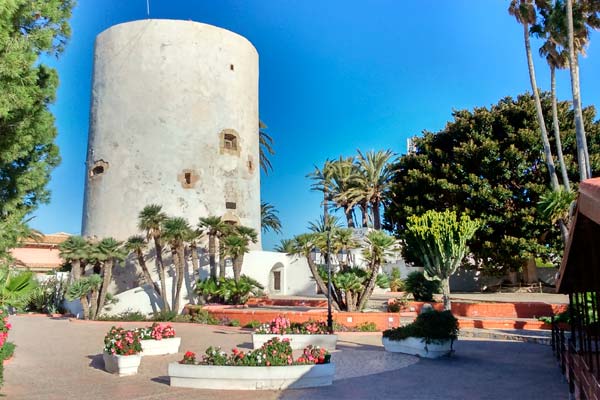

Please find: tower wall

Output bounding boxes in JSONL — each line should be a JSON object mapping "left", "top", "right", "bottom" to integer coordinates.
{"left": 82, "top": 20, "right": 261, "bottom": 248}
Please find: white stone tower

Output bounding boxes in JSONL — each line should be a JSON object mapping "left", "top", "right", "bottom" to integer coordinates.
{"left": 82, "top": 20, "right": 261, "bottom": 248}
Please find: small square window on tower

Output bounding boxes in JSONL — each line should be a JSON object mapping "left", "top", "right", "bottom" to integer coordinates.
{"left": 225, "top": 201, "right": 237, "bottom": 210}
{"left": 220, "top": 129, "right": 240, "bottom": 156}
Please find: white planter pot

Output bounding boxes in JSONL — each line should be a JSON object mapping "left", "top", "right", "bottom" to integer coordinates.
{"left": 382, "top": 336, "right": 453, "bottom": 359}
{"left": 168, "top": 362, "right": 335, "bottom": 390}
{"left": 140, "top": 337, "right": 181, "bottom": 356}
{"left": 251, "top": 334, "right": 337, "bottom": 351}
{"left": 102, "top": 353, "right": 142, "bottom": 376}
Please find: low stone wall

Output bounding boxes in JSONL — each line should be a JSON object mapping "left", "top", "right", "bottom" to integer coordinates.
{"left": 405, "top": 301, "right": 567, "bottom": 318}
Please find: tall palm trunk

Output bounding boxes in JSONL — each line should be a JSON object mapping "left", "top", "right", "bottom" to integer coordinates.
{"left": 344, "top": 206, "right": 355, "bottom": 228}
{"left": 522, "top": 23, "right": 560, "bottom": 191}
{"left": 153, "top": 236, "right": 170, "bottom": 311}
{"left": 136, "top": 248, "right": 161, "bottom": 296}
{"left": 190, "top": 242, "right": 199, "bottom": 271}
{"left": 173, "top": 244, "right": 185, "bottom": 312}
{"left": 356, "top": 263, "right": 379, "bottom": 311}
{"left": 96, "top": 259, "right": 113, "bottom": 319}
{"left": 80, "top": 295, "right": 90, "bottom": 320}
{"left": 441, "top": 278, "right": 451, "bottom": 311}
{"left": 346, "top": 291, "right": 355, "bottom": 312}
{"left": 372, "top": 201, "right": 382, "bottom": 230}
{"left": 89, "top": 288, "right": 99, "bottom": 320}
{"left": 360, "top": 201, "right": 369, "bottom": 228}
{"left": 219, "top": 240, "right": 226, "bottom": 278}
{"left": 566, "top": 0, "right": 592, "bottom": 181}
{"left": 306, "top": 256, "right": 340, "bottom": 311}
{"left": 70, "top": 259, "right": 81, "bottom": 283}
{"left": 323, "top": 190, "right": 329, "bottom": 225}
{"left": 550, "top": 66, "right": 570, "bottom": 192}
{"left": 233, "top": 256, "right": 243, "bottom": 282}
{"left": 208, "top": 235, "right": 217, "bottom": 278}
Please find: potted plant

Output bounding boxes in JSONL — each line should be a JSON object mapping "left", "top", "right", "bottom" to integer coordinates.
{"left": 382, "top": 310, "right": 459, "bottom": 358}
{"left": 252, "top": 316, "right": 337, "bottom": 351}
{"left": 168, "top": 337, "right": 334, "bottom": 390}
{"left": 137, "top": 323, "right": 181, "bottom": 356}
{"left": 103, "top": 326, "right": 142, "bottom": 376}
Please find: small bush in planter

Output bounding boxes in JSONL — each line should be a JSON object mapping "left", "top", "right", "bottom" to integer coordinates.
{"left": 404, "top": 271, "right": 440, "bottom": 302}
{"left": 383, "top": 310, "right": 459, "bottom": 345}
{"left": 136, "top": 323, "right": 176, "bottom": 340}
{"left": 254, "top": 316, "right": 329, "bottom": 335}
{"left": 180, "top": 337, "right": 330, "bottom": 366}
{"left": 104, "top": 326, "right": 142, "bottom": 355}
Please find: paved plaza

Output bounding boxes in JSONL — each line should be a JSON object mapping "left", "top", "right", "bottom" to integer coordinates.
{"left": 4, "top": 315, "right": 568, "bottom": 399}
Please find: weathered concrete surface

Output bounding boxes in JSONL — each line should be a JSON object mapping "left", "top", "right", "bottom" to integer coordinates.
{"left": 82, "top": 19, "right": 261, "bottom": 247}
{"left": 4, "top": 315, "right": 567, "bottom": 399}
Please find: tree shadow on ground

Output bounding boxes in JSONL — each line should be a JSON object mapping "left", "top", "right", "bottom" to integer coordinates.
{"left": 151, "top": 376, "right": 170, "bottom": 386}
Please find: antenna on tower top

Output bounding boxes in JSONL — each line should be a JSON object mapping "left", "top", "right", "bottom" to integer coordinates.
{"left": 146, "top": 0, "right": 150, "bottom": 18}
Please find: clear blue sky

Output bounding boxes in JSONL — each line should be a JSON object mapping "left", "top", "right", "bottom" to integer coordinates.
{"left": 32, "top": 0, "right": 600, "bottom": 250}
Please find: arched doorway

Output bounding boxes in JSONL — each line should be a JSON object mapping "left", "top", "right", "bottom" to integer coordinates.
{"left": 269, "top": 262, "right": 285, "bottom": 294}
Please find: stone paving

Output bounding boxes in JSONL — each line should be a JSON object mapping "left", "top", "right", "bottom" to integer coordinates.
{"left": 4, "top": 315, "right": 568, "bottom": 399}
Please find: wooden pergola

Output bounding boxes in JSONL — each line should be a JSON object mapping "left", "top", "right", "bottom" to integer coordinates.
{"left": 554, "top": 177, "right": 600, "bottom": 399}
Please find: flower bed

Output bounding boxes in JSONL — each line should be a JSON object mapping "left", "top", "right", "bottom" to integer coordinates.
{"left": 169, "top": 337, "right": 335, "bottom": 390}
{"left": 0, "top": 309, "right": 13, "bottom": 388}
{"left": 136, "top": 323, "right": 181, "bottom": 356}
{"left": 382, "top": 310, "right": 458, "bottom": 359}
{"left": 252, "top": 316, "right": 337, "bottom": 351}
{"left": 103, "top": 326, "right": 142, "bottom": 376}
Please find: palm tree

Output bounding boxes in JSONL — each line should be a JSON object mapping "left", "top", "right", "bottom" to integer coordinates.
{"left": 87, "top": 274, "right": 103, "bottom": 320}
{"left": 308, "top": 215, "right": 342, "bottom": 233}
{"left": 274, "top": 238, "right": 295, "bottom": 253}
{"left": 350, "top": 150, "right": 396, "bottom": 230}
{"left": 288, "top": 233, "right": 334, "bottom": 305}
{"left": 222, "top": 234, "right": 250, "bottom": 282}
{"left": 162, "top": 217, "right": 191, "bottom": 312}
{"left": 356, "top": 230, "right": 398, "bottom": 310}
{"left": 199, "top": 216, "right": 228, "bottom": 279}
{"left": 59, "top": 236, "right": 89, "bottom": 283}
{"left": 509, "top": 1, "right": 561, "bottom": 192}
{"left": 307, "top": 159, "right": 336, "bottom": 225}
{"left": 235, "top": 225, "right": 258, "bottom": 244}
{"left": 0, "top": 267, "right": 37, "bottom": 310}
{"left": 259, "top": 120, "right": 275, "bottom": 175}
{"left": 565, "top": 0, "right": 599, "bottom": 180}
{"left": 138, "top": 204, "right": 170, "bottom": 311}
{"left": 329, "top": 157, "right": 358, "bottom": 228}
{"left": 330, "top": 228, "right": 359, "bottom": 270}
{"left": 532, "top": 3, "right": 571, "bottom": 191}
{"left": 261, "top": 201, "right": 282, "bottom": 234}
{"left": 66, "top": 278, "right": 92, "bottom": 320}
{"left": 92, "top": 237, "right": 127, "bottom": 319}
{"left": 125, "top": 235, "right": 161, "bottom": 297}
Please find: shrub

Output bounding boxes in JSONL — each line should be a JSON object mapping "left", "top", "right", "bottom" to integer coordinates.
{"left": 195, "top": 275, "right": 264, "bottom": 305}
{"left": 383, "top": 310, "right": 459, "bottom": 345}
{"left": 404, "top": 271, "right": 440, "bottom": 302}
{"left": 189, "top": 309, "right": 219, "bottom": 325}
{"left": 244, "top": 320, "right": 262, "bottom": 329}
{"left": 103, "top": 326, "right": 142, "bottom": 355}
{"left": 356, "top": 322, "right": 378, "bottom": 332}
{"left": 180, "top": 337, "right": 330, "bottom": 366}
{"left": 387, "top": 296, "right": 408, "bottom": 312}
{"left": 26, "top": 275, "right": 67, "bottom": 314}
{"left": 228, "top": 319, "right": 240, "bottom": 327}
{"left": 97, "top": 310, "right": 147, "bottom": 321}
{"left": 254, "top": 316, "right": 329, "bottom": 334}
{"left": 0, "top": 342, "right": 15, "bottom": 362}
{"left": 152, "top": 310, "right": 178, "bottom": 322}
{"left": 388, "top": 268, "right": 405, "bottom": 292}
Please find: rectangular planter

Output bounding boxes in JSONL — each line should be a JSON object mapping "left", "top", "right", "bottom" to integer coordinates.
{"left": 168, "top": 362, "right": 335, "bottom": 390}
{"left": 140, "top": 337, "right": 181, "bottom": 356}
{"left": 382, "top": 336, "right": 453, "bottom": 359}
{"left": 102, "top": 353, "right": 142, "bottom": 376}
{"left": 252, "top": 334, "right": 337, "bottom": 351}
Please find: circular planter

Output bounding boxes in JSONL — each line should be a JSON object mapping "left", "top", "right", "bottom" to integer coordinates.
{"left": 102, "top": 352, "right": 142, "bottom": 376}
{"left": 140, "top": 337, "right": 181, "bottom": 356}
{"left": 252, "top": 334, "right": 337, "bottom": 351}
{"left": 382, "top": 336, "right": 453, "bottom": 359}
{"left": 168, "top": 362, "right": 335, "bottom": 390}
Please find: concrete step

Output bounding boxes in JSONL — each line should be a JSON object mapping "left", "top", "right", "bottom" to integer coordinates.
{"left": 460, "top": 328, "right": 552, "bottom": 345}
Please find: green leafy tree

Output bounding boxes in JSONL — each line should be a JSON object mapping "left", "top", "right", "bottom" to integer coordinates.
{"left": 91, "top": 237, "right": 126, "bottom": 319}
{"left": 385, "top": 93, "right": 600, "bottom": 277}
{"left": 222, "top": 235, "right": 250, "bottom": 282}
{"left": 0, "top": 1, "right": 75, "bottom": 259}
{"left": 259, "top": 120, "right": 275, "bottom": 175}
{"left": 274, "top": 239, "right": 295, "bottom": 253}
{"left": 406, "top": 210, "right": 479, "bottom": 310}
{"left": 66, "top": 275, "right": 101, "bottom": 320}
